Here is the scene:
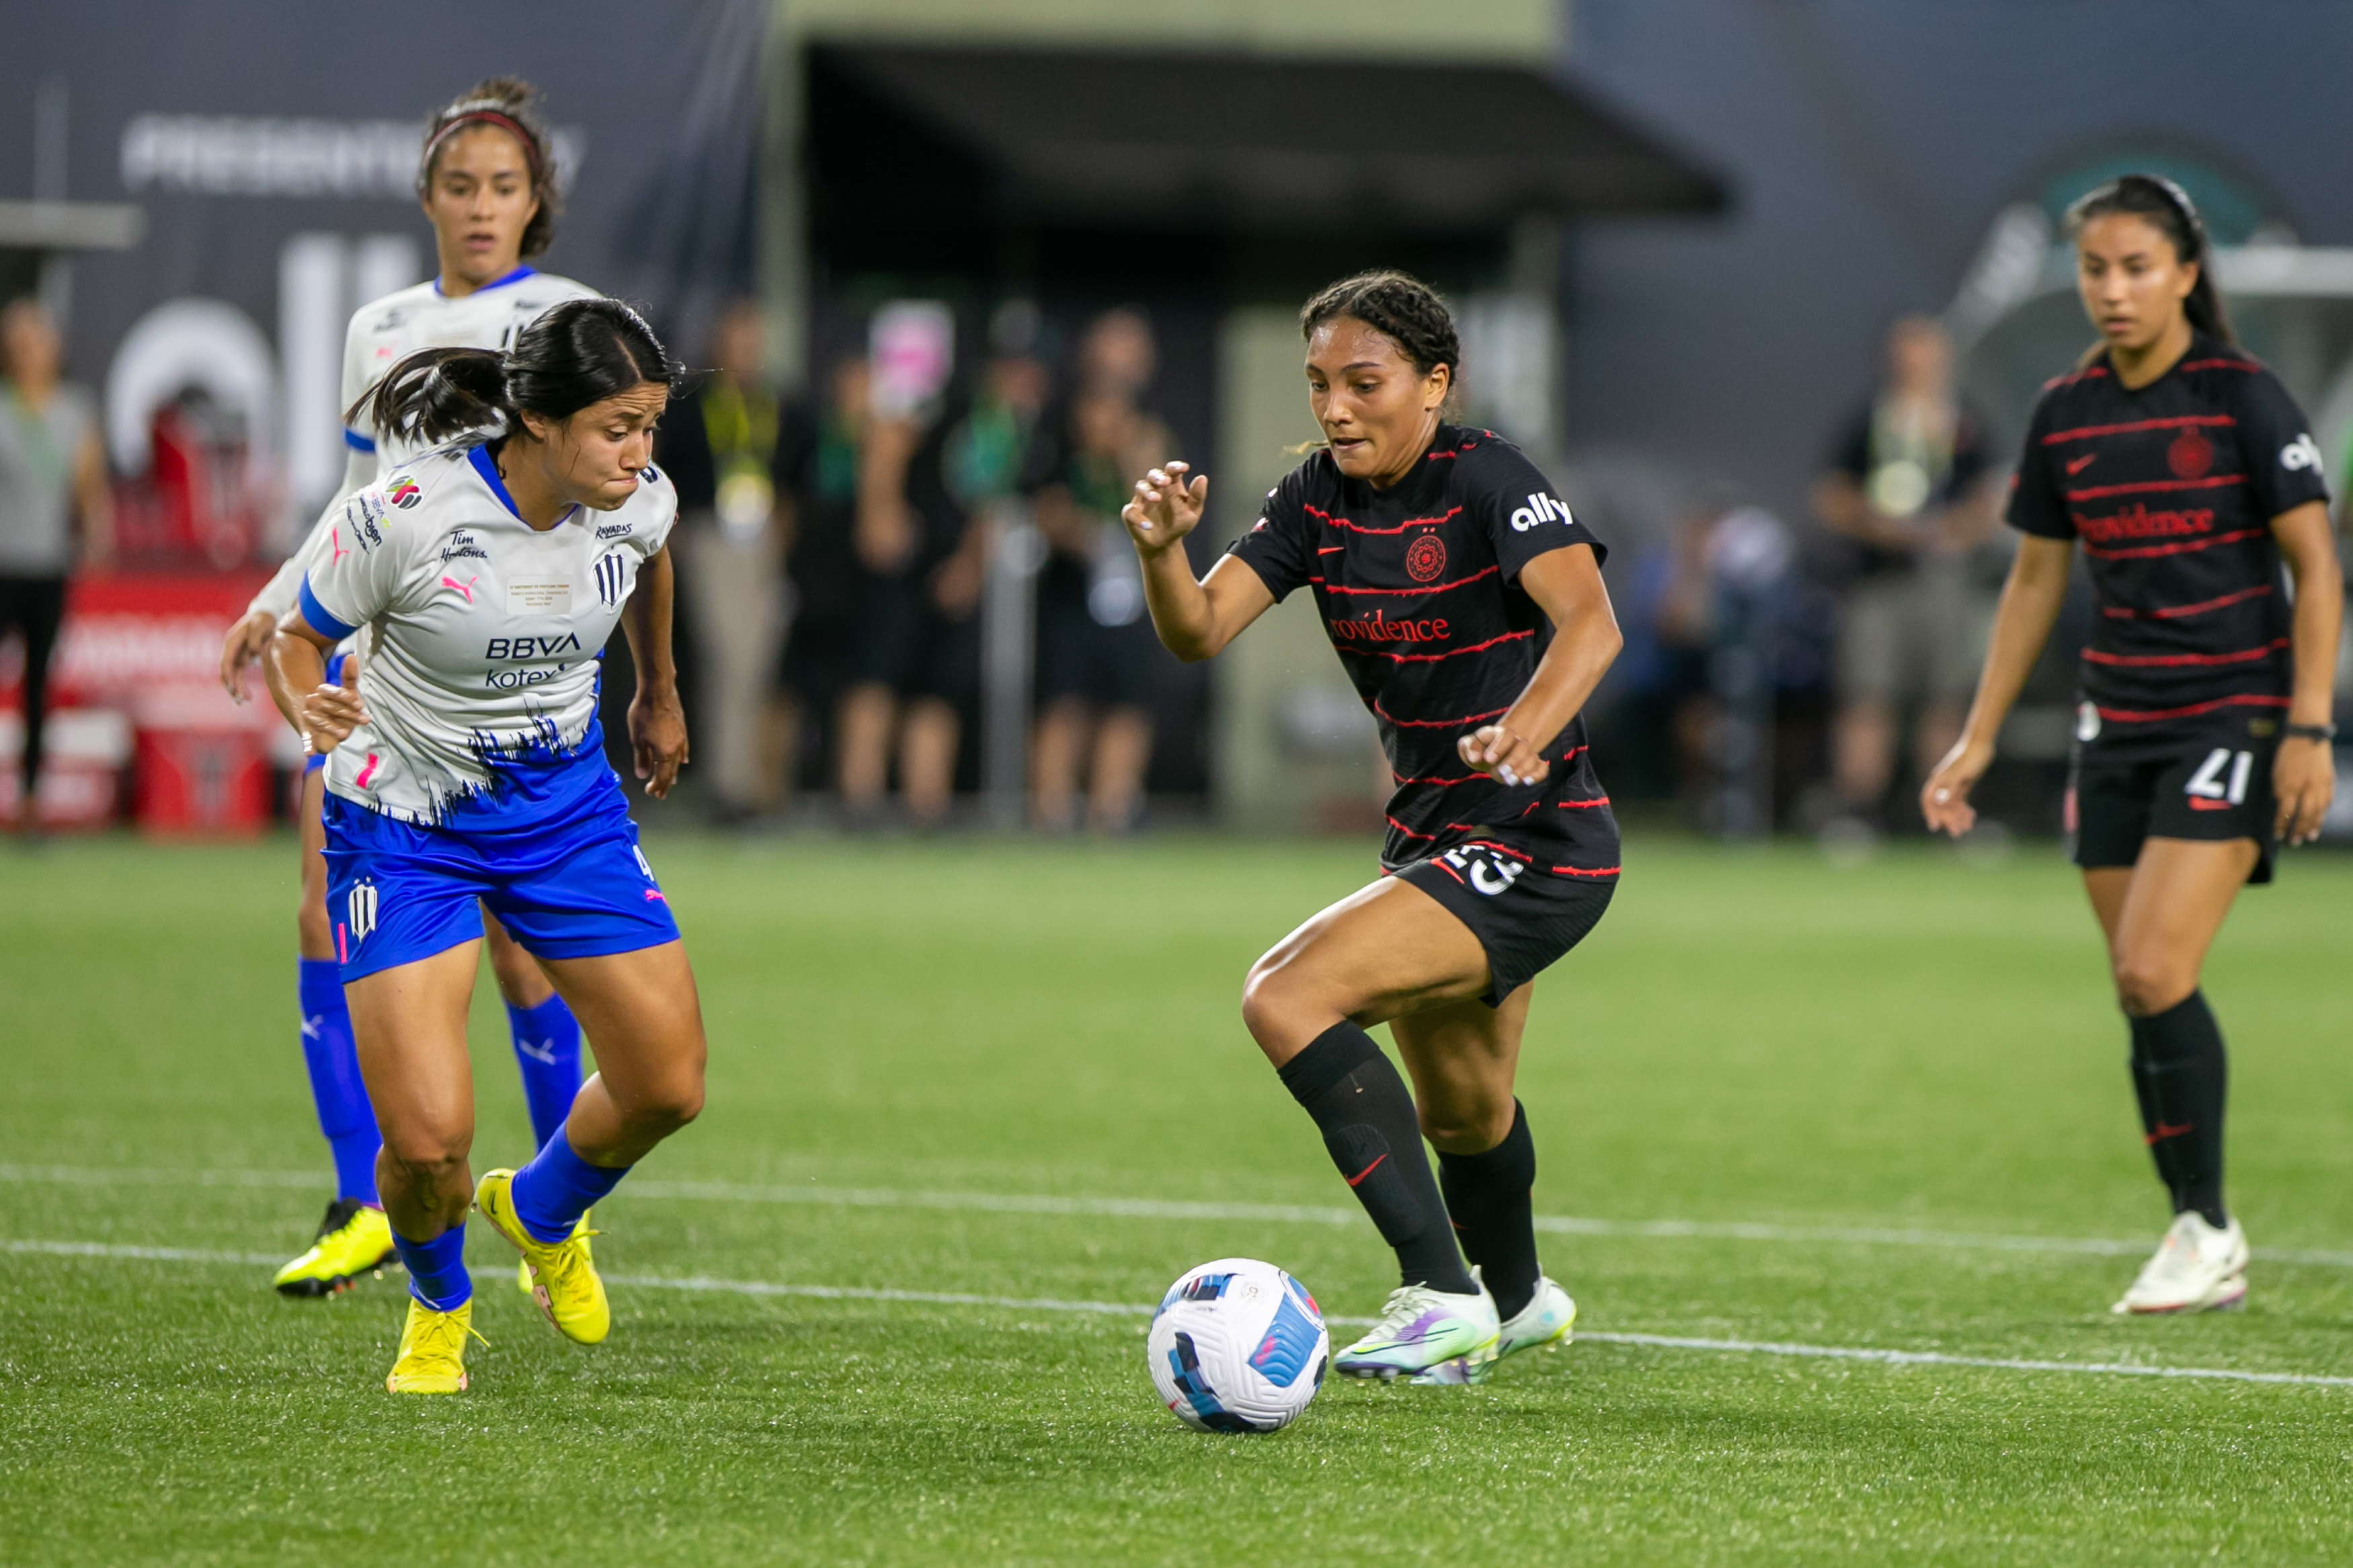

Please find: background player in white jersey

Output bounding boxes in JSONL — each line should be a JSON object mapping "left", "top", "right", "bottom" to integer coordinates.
{"left": 218, "top": 81, "right": 600, "bottom": 1297}
{"left": 266, "top": 298, "right": 705, "bottom": 1394}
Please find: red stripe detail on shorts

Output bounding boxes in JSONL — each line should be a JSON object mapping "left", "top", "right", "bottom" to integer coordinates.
{"left": 1556, "top": 796, "right": 1611, "bottom": 808}
{"left": 1385, "top": 815, "right": 1437, "bottom": 840}
{"left": 1549, "top": 864, "right": 1623, "bottom": 878}
{"left": 2092, "top": 693, "right": 2291, "bottom": 723}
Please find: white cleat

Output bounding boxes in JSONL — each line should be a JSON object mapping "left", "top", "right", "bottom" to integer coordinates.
{"left": 1332, "top": 1282, "right": 1501, "bottom": 1385}
{"left": 2112, "top": 1211, "right": 2248, "bottom": 1315}
{"left": 1493, "top": 1276, "right": 1577, "bottom": 1364}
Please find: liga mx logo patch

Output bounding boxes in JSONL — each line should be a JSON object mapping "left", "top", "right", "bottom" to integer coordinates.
{"left": 594, "top": 551, "right": 626, "bottom": 606}
{"left": 385, "top": 475, "right": 422, "bottom": 509}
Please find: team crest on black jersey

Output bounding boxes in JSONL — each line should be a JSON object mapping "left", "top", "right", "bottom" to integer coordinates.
{"left": 1404, "top": 534, "right": 1447, "bottom": 583}
{"left": 594, "top": 551, "right": 627, "bottom": 606}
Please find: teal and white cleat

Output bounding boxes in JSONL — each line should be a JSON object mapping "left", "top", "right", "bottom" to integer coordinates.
{"left": 1493, "top": 1276, "right": 1577, "bottom": 1364}
{"left": 1332, "top": 1282, "right": 1500, "bottom": 1385}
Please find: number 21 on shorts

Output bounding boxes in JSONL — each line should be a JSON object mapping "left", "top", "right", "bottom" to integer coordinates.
{"left": 2185, "top": 747, "right": 2253, "bottom": 811}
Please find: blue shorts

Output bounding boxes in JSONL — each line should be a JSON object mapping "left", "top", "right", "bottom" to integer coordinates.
{"left": 321, "top": 752, "right": 678, "bottom": 982}
{"left": 301, "top": 653, "right": 352, "bottom": 776}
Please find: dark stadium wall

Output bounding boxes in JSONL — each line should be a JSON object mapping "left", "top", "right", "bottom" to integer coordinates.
{"left": 1560, "top": 0, "right": 2353, "bottom": 526}
{"left": 1, "top": 0, "right": 761, "bottom": 509}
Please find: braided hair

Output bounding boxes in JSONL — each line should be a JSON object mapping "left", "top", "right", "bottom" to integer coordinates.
{"left": 2066, "top": 174, "right": 2235, "bottom": 347}
{"left": 1300, "top": 270, "right": 1460, "bottom": 384}
{"left": 417, "top": 77, "right": 560, "bottom": 260}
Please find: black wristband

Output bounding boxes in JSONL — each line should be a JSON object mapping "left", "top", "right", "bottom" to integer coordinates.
{"left": 2282, "top": 721, "right": 2337, "bottom": 743}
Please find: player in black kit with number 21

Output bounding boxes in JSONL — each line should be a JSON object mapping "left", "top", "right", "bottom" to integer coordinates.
{"left": 1121, "top": 272, "right": 1623, "bottom": 1385}
{"left": 1924, "top": 177, "right": 2342, "bottom": 1316}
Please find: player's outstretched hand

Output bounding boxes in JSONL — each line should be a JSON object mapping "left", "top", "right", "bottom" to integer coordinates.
{"left": 2273, "top": 735, "right": 2334, "bottom": 846}
{"left": 1121, "top": 462, "right": 1207, "bottom": 555}
{"left": 1920, "top": 736, "right": 1992, "bottom": 837}
{"left": 298, "top": 680, "right": 367, "bottom": 756}
{"left": 219, "top": 610, "right": 276, "bottom": 703}
{"left": 631, "top": 684, "right": 689, "bottom": 799}
{"left": 1458, "top": 725, "right": 1550, "bottom": 788}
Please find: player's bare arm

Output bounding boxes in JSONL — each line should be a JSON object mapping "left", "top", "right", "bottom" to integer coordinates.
{"left": 1457, "top": 544, "right": 1621, "bottom": 788}
{"left": 623, "top": 543, "right": 689, "bottom": 798}
{"left": 2270, "top": 498, "right": 2341, "bottom": 843}
{"left": 1123, "top": 460, "right": 1277, "bottom": 660}
{"left": 1921, "top": 534, "right": 2073, "bottom": 836}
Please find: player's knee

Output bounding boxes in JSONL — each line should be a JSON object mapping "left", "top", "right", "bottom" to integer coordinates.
{"left": 622, "top": 1070, "right": 703, "bottom": 1136}
{"left": 1239, "top": 955, "right": 1302, "bottom": 1045}
{"left": 380, "top": 1122, "right": 471, "bottom": 1182}
{"left": 2111, "top": 951, "right": 2189, "bottom": 1017}
{"left": 1419, "top": 1097, "right": 1513, "bottom": 1155}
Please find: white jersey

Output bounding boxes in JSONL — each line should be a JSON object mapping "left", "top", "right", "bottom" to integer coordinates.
{"left": 300, "top": 442, "right": 677, "bottom": 825}
{"left": 253, "top": 266, "right": 598, "bottom": 620}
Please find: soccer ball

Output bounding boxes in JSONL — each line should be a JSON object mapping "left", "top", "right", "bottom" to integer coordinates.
{"left": 1148, "top": 1258, "right": 1328, "bottom": 1433}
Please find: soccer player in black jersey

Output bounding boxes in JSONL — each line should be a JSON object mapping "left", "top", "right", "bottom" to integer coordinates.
{"left": 1121, "top": 272, "right": 1622, "bottom": 1383}
{"left": 1923, "top": 177, "right": 2341, "bottom": 1315}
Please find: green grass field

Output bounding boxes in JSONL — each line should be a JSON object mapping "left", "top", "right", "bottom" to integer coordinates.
{"left": 6, "top": 829, "right": 2353, "bottom": 1564}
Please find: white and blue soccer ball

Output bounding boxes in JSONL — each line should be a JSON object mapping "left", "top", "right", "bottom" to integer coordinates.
{"left": 1148, "top": 1257, "right": 1328, "bottom": 1433}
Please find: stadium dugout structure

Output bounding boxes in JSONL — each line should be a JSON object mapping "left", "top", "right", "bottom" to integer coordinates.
{"left": 791, "top": 40, "right": 1726, "bottom": 827}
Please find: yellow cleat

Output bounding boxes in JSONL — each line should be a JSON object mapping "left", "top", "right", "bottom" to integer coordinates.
{"left": 273, "top": 1199, "right": 395, "bottom": 1298}
{"left": 517, "top": 1209, "right": 592, "bottom": 1295}
{"left": 475, "top": 1170, "right": 608, "bottom": 1345}
{"left": 385, "top": 1296, "right": 481, "bottom": 1394}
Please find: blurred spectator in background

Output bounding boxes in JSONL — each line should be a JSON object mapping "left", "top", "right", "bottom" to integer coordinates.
{"left": 0, "top": 298, "right": 111, "bottom": 836}
{"left": 1813, "top": 315, "right": 2003, "bottom": 836}
{"left": 775, "top": 355, "right": 869, "bottom": 812}
{"left": 832, "top": 382, "right": 986, "bottom": 830}
{"left": 1024, "top": 308, "right": 1174, "bottom": 833}
{"left": 657, "top": 300, "right": 787, "bottom": 823}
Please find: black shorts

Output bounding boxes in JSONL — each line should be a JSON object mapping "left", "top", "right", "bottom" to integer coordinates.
{"left": 853, "top": 573, "right": 980, "bottom": 706}
{"left": 2071, "top": 738, "right": 2278, "bottom": 885}
{"left": 1393, "top": 825, "right": 1621, "bottom": 1007}
{"left": 1034, "top": 580, "right": 1156, "bottom": 710}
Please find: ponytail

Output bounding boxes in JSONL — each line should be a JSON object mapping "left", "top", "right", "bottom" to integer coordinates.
{"left": 355, "top": 347, "right": 514, "bottom": 447}
{"left": 2065, "top": 174, "right": 2235, "bottom": 349}
{"left": 354, "top": 298, "right": 676, "bottom": 453}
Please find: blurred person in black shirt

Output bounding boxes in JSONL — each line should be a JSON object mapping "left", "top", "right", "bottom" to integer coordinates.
{"left": 774, "top": 356, "right": 869, "bottom": 809}
{"left": 1813, "top": 315, "right": 2002, "bottom": 833}
{"left": 829, "top": 375, "right": 988, "bottom": 831}
{"left": 1023, "top": 309, "right": 1176, "bottom": 833}
{"left": 657, "top": 300, "right": 786, "bottom": 822}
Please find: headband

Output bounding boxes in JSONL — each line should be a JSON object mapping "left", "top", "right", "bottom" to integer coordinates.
{"left": 2106, "top": 173, "right": 2208, "bottom": 254}
{"left": 417, "top": 107, "right": 543, "bottom": 190}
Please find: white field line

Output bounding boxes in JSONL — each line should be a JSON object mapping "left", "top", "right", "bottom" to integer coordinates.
{"left": 9, "top": 1162, "right": 2353, "bottom": 1270}
{"left": 10, "top": 1237, "right": 2347, "bottom": 1391}
{"left": 18, "top": 1161, "right": 2353, "bottom": 1269}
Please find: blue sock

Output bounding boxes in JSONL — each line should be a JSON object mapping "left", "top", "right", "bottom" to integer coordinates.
{"left": 506, "top": 993, "right": 583, "bottom": 1152}
{"left": 297, "top": 958, "right": 379, "bottom": 1205}
{"left": 391, "top": 1223, "right": 471, "bottom": 1311}
{"left": 510, "top": 1134, "right": 630, "bottom": 1243}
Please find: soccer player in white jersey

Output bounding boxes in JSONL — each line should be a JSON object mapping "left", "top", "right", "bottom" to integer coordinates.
{"left": 266, "top": 298, "right": 705, "bottom": 1394}
{"left": 218, "top": 81, "right": 600, "bottom": 1298}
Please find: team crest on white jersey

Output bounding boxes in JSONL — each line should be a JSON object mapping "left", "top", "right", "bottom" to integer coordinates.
{"left": 594, "top": 551, "right": 627, "bottom": 606}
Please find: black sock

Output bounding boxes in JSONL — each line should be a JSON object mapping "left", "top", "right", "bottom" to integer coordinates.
{"left": 1437, "top": 1100, "right": 1541, "bottom": 1321}
{"left": 2126, "top": 990, "right": 2228, "bottom": 1228}
{"left": 1277, "top": 1022, "right": 1476, "bottom": 1296}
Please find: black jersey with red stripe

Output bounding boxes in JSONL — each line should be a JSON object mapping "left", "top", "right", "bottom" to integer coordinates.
{"left": 2009, "top": 335, "right": 2328, "bottom": 759}
{"left": 1224, "top": 423, "right": 1618, "bottom": 872}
